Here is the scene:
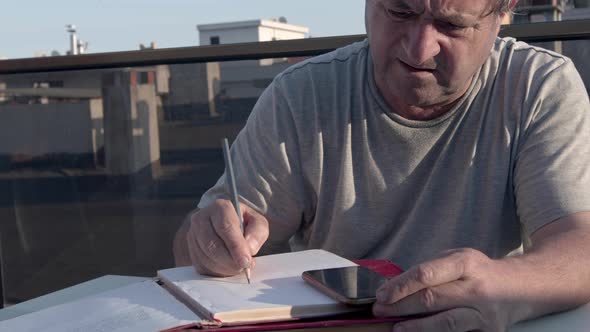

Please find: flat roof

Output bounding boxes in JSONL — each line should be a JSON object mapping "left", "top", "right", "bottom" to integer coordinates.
{"left": 197, "top": 19, "right": 309, "bottom": 34}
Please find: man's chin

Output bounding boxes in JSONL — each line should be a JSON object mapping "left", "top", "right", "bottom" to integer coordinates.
{"left": 398, "top": 88, "right": 444, "bottom": 108}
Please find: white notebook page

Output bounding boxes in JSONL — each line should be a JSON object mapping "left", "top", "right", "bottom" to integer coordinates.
{"left": 0, "top": 280, "right": 201, "bottom": 332}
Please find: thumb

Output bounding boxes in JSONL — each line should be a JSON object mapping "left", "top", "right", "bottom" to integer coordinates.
{"left": 242, "top": 207, "right": 269, "bottom": 255}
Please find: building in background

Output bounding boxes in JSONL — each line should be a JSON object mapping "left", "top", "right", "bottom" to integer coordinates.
{"left": 162, "top": 18, "right": 310, "bottom": 128}
{"left": 197, "top": 17, "right": 309, "bottom": 46}
{"left": 513, "top": 0, "right": 567, "bottom": 24}
{"left": 0, "top": 67, "right": 166, "bottom": 177}
{"left": 511, "top": 0, "right": 590, "bottom": 91}
{"left": 512, "top": 0, "right": 568, "bottom": 52}
{"left": 512, "top": 0, "right": 590, "bottom": 23}
{"left": 0, "top": 17, "right": 313, "bottom": 172}
{"left": 563, "top": 1, "right": 590, "bottom": 19}
{"left": 562, "top": 2, "right": 590, "bottom": 90}
{"left": 198, "top": 17, "right": 309, "bottom": 67}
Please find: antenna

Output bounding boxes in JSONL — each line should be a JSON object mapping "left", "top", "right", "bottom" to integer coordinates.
{"left": 65, "top": 24, "right": 78, "bottom": 55}
{"left": 65, "top": 24, "right": 87, "bottom": 55}
{"left": 66, "top": 24, "right": 76, "bottom": 33}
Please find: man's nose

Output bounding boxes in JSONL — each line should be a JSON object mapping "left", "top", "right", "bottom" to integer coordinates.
{"left": 403, "top": 22, "right": 441, "bottom": 66}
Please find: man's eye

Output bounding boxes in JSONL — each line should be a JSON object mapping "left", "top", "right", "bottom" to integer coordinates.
{"left": 387, "top": 9, "right": 415, "bottom": 20}
{"left": 442, "top": 22, "right": 468, "bottom": 31}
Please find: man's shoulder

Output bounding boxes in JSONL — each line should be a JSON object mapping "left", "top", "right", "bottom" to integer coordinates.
{"left": 479, "top": 37, "right": 575, "bottom": 100}
{"left": 274, "top": 39, "right": 370, "bottom": 82}
{"left": 493, "top": 37, "right": 570, "bottom": 71}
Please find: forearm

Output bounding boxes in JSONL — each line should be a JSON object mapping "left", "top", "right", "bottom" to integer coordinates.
{"left": 499, "top": 213, "right": 590, "bottom": 325}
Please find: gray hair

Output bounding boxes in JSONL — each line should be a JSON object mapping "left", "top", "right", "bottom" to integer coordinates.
{"left": 491, "top": 0, "right": 514, "bottom": 14}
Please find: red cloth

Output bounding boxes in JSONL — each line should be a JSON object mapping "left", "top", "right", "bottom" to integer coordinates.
{"left": 352, "top": 259, "right": 404, "bottom": 279}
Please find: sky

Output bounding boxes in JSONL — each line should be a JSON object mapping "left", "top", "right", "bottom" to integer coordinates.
{"left": 0, "top": 0, "right": 366, "bottom": 59}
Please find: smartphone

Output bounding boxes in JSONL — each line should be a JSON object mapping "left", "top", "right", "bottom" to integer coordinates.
{"left": 302, "top": 266, "right": 389, "bottom": 305}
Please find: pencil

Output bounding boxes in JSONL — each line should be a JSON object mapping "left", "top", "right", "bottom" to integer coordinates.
{"left": 222, "top": 138, "right": 251, "bottom": 284}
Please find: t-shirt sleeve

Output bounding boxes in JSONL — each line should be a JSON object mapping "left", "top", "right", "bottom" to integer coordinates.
{"left": 514, "top": 59, "right": 590, "bottom": 237}
{"left": 197, "top": 79, "right": 307, "bottom": 253}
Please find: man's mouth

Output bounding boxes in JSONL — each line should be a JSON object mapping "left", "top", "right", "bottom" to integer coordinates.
{"left": 399, "top": 60, "right": 436, "bottom": 73}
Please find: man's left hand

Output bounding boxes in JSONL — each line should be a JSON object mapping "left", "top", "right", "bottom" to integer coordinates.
{"left": 373, "top": 248, "right": 515, "bottom": 331}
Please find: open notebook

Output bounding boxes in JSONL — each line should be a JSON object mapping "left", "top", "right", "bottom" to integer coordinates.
{"left": 157, "top": 249, "right": 362, "bottom": 326}
{"left": 0, "top": 250, "right": 398, "bottom": 331}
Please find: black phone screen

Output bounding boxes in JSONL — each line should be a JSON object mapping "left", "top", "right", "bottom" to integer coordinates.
{"left": 302, "top": 266, "right": 389, "bottom": 305}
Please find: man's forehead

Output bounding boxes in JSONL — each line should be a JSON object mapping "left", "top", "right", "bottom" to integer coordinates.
{"left": 385, "top": 0, "right": 493, "bottom": 18}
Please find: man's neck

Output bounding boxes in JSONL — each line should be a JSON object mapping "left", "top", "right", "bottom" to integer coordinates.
{"left": 390, "top": 99, "right": 462, "bottom": 121}
{"left": 377, "top": 80, "right": 472, "bottom": 121}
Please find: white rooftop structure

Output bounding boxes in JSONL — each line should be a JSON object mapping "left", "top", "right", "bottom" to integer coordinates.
{"left": 197, "top": 18, "right": 309, "bottom": 46}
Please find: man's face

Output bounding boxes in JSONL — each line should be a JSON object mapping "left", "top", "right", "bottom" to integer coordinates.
{"left": 366, "top": 0, "right": 504, "bottom": 111}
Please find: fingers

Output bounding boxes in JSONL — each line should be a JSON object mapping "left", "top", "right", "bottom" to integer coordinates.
{"left": 186, "top": 199, "right": 269, "bottom": 277}
{"left": 373, "top": 250, "right": 504, "bottom": 331}
{"left": 243, "top": 208, "right": 269, "bottom": 255}
{"left": 210, "top": 200, "right": 253, "bottom": 269}
{"left": 391, "top": 307, "right": 483, "bottom": 332}
{"left": 377, "top": 252, "right": 467, "bottom": 304}
{"left": 373, "top": 280, "right": 469, "bottom": 317}
{"left": 188, "top": 209, "right": 238, "bottom": 276}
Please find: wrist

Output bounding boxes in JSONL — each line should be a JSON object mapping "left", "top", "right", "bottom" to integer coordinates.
{"left": 496, "top": 251, "right": 588, "bottom": 325}
{"left": 490, "top": 256, "right": 538, "bottom": 325}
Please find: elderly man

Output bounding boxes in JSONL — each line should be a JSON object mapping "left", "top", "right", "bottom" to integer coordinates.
{"left": 174, "top": 0, "right": 590, "bottom": 330}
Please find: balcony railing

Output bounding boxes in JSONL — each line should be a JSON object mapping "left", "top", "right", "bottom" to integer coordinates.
{"left": 0, "top": 19, "right": 589, "bottom": 75}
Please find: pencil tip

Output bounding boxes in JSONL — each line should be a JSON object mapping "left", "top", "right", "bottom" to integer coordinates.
{"left": 245, "top": 268, "right": 251, "bottom": 284}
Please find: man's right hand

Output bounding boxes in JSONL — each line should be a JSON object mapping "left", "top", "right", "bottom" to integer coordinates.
{"left": 185, "top": 199, "right": 269, "bottom": 277}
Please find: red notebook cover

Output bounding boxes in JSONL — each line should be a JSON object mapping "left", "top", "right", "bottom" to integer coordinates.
{"left": 162, "top": 259, "right": 406, "bottom": 332}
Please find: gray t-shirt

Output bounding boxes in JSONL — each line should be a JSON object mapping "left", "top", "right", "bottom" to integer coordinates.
{"left": 199, "top": 37, "right": 590, "bottom": 269}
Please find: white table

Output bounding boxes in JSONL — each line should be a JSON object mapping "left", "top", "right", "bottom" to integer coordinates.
{"left": 0, "top": 275, "right": 148, "bottom": 321}
{"left": 0, "top": 275, "right": 588, "bottom": 331}
{"left": 509, "top": 301, "right": 590, "bottom": 332}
